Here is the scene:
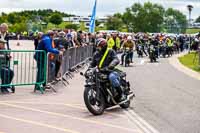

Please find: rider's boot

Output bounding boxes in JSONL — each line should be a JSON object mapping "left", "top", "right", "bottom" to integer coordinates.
{"left": 116, "top": 86, "right": 126, "bottom": 102}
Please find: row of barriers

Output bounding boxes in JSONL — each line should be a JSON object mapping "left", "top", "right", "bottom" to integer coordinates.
{"left": 0, "top": 45, "right": 93, "bottom": 93}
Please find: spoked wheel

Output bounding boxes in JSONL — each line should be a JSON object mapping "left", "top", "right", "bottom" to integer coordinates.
{"left": 84, "top": 87, "right": 105, "bottom": 115}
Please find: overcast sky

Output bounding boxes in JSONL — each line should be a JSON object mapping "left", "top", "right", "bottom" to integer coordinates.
{"left": 0, "top": 0, "right": 200, "bottom": 19}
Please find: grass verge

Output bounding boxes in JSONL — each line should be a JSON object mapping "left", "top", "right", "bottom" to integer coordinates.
{"left": 178, "top": 52, "right": 200, "bottom": 73}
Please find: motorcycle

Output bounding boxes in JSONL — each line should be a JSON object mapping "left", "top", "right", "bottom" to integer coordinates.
{"left": 80, "top": 67, "right": 135, "bottom": 115}
{"left": 161, "top": 43, "right": 168, "bottom": 58}
{"left": 124, "top": 47, "right": 131, "bottom": 67}
{"left": 148, "top": 45, "right": 157, "bottom": 63}
{"left": 137, "top": 44, "right": 143, "bottom": 58}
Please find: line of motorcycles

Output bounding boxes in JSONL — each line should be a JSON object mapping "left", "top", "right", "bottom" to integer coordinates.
{"left": 121, "top": 43, "right": 174, "bottom": 66}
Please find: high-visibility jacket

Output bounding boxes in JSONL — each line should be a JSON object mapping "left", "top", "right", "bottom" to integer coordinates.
{"left": 116, "top": 37, "right": 121, "bottom": 49}
{"left": 107, "top": 37, "right": 115, "bottom": 49}
{"left": 166, "top": 38, "right": 173, "bottom": 47}
{"left": 99, "top": 48, "right": 111, "bottom": 68}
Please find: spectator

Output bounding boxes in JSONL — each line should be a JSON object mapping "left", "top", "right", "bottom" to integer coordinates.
{"left": 0, "top": 23, "right": 10, "bottom": 50}
{"left": 77, "top": 31, "right": 83, "bottom": 46}
{"left": 34, "top": 32, "right": 43, "bottom": 50}
{"left": 34, "top": 30, "right": 63, "bottom": 90}
{"left": 66, "top": 32, "right": 74, "bottom": 48}
{"left": 0, "top": 39, "right": 14, "bottom": 94}
{"left": 107, "top": 34, "right": 115, "bottom": 49}
{"left": 56, "top": 31, "right": 69, "bottom": 50}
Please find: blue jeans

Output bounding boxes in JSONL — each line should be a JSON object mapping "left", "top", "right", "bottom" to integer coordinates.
{"left": 108, "top": 72, "right": 120, "bottom": 88}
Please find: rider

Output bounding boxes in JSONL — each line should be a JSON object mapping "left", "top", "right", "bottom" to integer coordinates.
{"left": 90, "top": 38, "right": 126, "bottom": 101}
{"left": 138, "top": 36, "right": 148, "bottom": 56}
{"left": 120, "top": 36, "right": 135, "bottom": 65}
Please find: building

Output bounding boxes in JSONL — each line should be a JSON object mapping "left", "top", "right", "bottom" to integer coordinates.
{"left": 63, "top": 16, "right": 108, "bottom": 28}
{"left": 191, "top": 22, "right": 200, "bottom": 28}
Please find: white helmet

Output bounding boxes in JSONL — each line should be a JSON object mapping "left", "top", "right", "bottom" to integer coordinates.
{"left": 127, "top": 36, "right": 132, "bottom": 40}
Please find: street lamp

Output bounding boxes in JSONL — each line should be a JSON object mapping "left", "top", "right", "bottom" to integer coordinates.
{"left": 187, "top": 5, "right": 193, "bottom": 28}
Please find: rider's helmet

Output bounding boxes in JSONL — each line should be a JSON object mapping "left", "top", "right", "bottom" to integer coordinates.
{"left": 127, "top": 36, "right": 132, "bottom": 41}
{"left": 96, "top": 38, "right": 107, "bottom": 51}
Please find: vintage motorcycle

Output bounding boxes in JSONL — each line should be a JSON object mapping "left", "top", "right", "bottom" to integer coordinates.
{"left": 80, "top": 67, "right": 135, "bottom": 115}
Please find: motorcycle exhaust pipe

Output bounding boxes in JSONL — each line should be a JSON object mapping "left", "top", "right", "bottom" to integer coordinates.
{"left": 118, "top": 93, "right": 135, "bottom": 105}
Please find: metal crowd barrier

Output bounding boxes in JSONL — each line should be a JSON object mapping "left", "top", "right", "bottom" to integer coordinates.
{"left": 0, "top": 45, "right": 93, "bottom": 94}
{"left": 47, "top": 45, "right": 93, "bottom": 86}
{"left": 0, "top": 50, "right": 47, "bottom": 93}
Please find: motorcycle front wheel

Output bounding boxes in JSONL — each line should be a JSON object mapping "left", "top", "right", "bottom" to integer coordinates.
{"left": 84, "top": 87, "right": 106, "bottom": 115}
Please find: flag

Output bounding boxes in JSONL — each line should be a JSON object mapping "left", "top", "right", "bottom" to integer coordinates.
{"left": 89, "top": 0, "right": 97, "bottom": 33}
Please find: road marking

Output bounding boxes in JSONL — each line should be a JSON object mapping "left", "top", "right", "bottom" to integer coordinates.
{"left": 0, "top": 101, "right": 126, "bottom": 118}
{"left": 0, "top": 103, "right": 139, "bottom": 132}
{"left": 140, "top": 60, "right": 145, "bottom": 65}
{"left": 0, "top": 114, "right": 79, "bottom": 133}
{"left": 125, "top": 109, "right": 160, "bottom": 133}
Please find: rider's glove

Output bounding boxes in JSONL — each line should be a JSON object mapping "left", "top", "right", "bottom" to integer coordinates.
{"left": 108, "top": 65, "right": 114, "bottom": 70}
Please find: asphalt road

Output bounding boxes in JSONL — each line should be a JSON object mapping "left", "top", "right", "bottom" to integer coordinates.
{"left": 123, "top": 55, "right": 200, "bottom": 133}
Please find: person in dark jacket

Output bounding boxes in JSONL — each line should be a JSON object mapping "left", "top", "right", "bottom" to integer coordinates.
{"left": 34, "top": 30, "right": 63, "bottom": 90}
{"left": 34, "top": 32, "right": 43, "bottom": 50}
{"left": 90, "top": 38, "right": 125, "bottom": 101}
{"left": 0, "top": 39, "right": 14, "bottom": 94}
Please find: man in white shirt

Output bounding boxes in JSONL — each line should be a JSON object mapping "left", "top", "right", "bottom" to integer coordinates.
{"left": 0, "top": 23, "right": 10, "bottom": 50}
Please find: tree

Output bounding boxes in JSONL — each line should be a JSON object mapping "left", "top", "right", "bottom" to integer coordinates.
{"left": 121, "top": 2, "right": 165, "bottom": 32}
{"left": 79, "top": 22, "right": 86, "bottom": 31}
{"left": 95, "top": 20, "right": 101, "bottom": 27}
{"left": 122, "top": 8, "right": 133, "bottom": 32}
{"left": 65, "top": 23, "right": 78, "bottom": 30}
{"left": 49, "top": 13, "right": 63, "bottom": 26}
{"left": 165, "top": 8, "right": 187, "bottom": 33}
{"left": 7, "top": 13, "right": 17, "bottom": 24}
{"left": 195, "top": 16, "right": 200, "bottom": 23}
{"left": 0, "top": 17, "right": 3, "bottom": 24}
{"left": 10, "top": 22, "right": 27, "bottom": 33}
{"left": 106, "top": 15, "right": 123, "bottom": 31}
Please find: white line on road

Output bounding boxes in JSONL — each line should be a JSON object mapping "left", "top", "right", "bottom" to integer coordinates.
{"left": 140, "top": 60, "right": 145, "bottom": 65}
{"left": 125, "top": 109, "right": 160, "bottom": 133}
{"left": 0, "top": 114, "right": 80, "bottom": 133}
{"left": 0, "top": 103, "right": 137, "bottom": 132}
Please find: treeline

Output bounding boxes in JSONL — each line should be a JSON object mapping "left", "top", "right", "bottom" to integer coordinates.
{"left": 105, "top": 2, "right": 188, "bottom": 33}
{"left": 0, "top": 9, "right": 73, "bottom": 32}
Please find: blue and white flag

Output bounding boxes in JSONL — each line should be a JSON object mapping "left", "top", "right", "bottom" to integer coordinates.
{"left": 89, "top": 0, "right": 97, "bottom": 33}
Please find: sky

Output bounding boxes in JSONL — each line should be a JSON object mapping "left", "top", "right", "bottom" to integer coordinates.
{"left": 0, "top": 0, "right": 200, "bottom": 19}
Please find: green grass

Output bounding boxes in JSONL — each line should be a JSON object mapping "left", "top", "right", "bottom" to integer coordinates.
{"left": 186, "top": 28, "right": 200, "bottom": 34}
{"left": 179, "top": 52, "right": 200, "bottom": 73}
